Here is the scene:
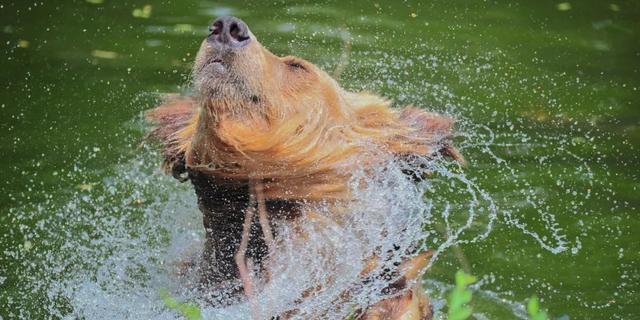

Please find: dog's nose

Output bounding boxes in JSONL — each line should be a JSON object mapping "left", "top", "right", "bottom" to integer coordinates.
{"left": 208, "top": 16, "right": 251, "bottom": 47}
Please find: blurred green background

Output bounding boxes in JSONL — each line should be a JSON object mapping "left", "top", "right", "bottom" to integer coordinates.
{"left": 1, "top": 0, "right": 638, "bottom": 319}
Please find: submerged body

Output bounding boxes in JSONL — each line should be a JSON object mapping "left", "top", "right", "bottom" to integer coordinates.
{"left": 148, "top": 16, "right": 462, "bottom": 319}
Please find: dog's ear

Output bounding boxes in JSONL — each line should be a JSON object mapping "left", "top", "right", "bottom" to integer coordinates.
{"left": 343, "top": 91, "right": 464, "bottom": 164}
{"left": 398, "top": 106, "right": 465, "bottom": 165}
{"left": 146, "top": 96, "right": 199, "bottom": 181}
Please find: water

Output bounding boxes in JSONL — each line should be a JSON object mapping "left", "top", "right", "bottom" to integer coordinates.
{"left": 1, "top": 1, "right": 638, "bottom": 319}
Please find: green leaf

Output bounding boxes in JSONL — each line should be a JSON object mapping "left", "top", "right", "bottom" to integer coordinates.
{"left": 527, "top": 295, "right": 549, "bottom": 320}
{"left": 455, "top": 270, "right": 477, "bottom": 287}
{"left": 528, "top": 295, "right": 539, "bottom": 314}
{"left": 448, "top": 270, "right": 476, "bottom": 320}
{"left": 556, "top": 2, "right": 572, "bottom": 11}
{"left": 132, "top": 5, "right": 152, "bottom": 18}
{"left": 449, "top": 307, "right": 473, "bottom": 320}
{"left": 159, "top": 289, "right": 202, "bottom": 320}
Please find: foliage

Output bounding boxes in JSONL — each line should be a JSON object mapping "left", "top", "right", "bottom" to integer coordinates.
{"left": 154, "top": 271, "right": 550, "bottom": 320}
{"left": 445, "top": 270, "right": 551, "bottom": 320}
{"left": 159, "top": 289, "right": 202, "bottom": 320}
{"left": 447, "top": 270, "right": 477, "bottom": 320}
{"left": 527, "top": 295, "right": 549, "bottom": 320}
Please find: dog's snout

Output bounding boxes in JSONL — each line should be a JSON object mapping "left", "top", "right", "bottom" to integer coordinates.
{"left": 209, "top": 16, "right": 251, "bottom": 47}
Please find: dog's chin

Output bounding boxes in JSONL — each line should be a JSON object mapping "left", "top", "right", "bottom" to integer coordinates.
{"left": 193, "top": 58, "right": 261, "bottom": 105}
{"left": 195, "top": 77, "right": 255, "bottom": 105}
{"left": 208, "top": 60, "right": 226, "bottom": 74}
{"left": 195, "top": 60, "right": 227, "bottom": 81}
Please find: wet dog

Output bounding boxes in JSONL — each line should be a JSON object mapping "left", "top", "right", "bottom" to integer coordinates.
{"left": 148, "top": 16, "right": 462, "bottom": 319}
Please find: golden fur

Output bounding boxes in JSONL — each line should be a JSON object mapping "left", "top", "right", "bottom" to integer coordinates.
{"left": 149, "top": 92, "right": 461, "bottom": 200}
{"left": 147, "top": 18, "right": 462, "bottom": 319}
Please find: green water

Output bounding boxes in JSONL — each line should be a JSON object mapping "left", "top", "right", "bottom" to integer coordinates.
{"left": 1, "top": 0, "right": 638, "bottom": 319}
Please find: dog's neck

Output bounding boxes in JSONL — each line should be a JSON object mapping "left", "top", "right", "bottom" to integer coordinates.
{"left": 183, "top": 92, "right": 452, "bottom": 201}
{"left": 184, "top": 96, "right": 357, "bottom": 200}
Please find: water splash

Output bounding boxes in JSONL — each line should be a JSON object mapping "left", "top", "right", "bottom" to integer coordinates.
{"left": 0, "top": 140, "right": 498, "bottom": 319}
{"left": 1, "top": 44, "right": 631, "bottom": 319}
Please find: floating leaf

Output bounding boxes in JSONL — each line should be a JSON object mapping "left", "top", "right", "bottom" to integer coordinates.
{"left": 85, "top": 0, "right": 104, "bottom": 4}
{"left": 17, "top": 40, "right": 29, "bottom": 48}
{"left": 77, "top": 183, "right": 97, "bottom": 191}
{"left": 571, "top": 137, "right": 586, "bottom": 145}
{"left": 132, "top": 5, "right": 152, "bottom": 19}
{"left": 410, "top": 12, "right": 417, "bottom": 18}
{"left": 609, "top": 4, "right": 620, "bottom": 11}
{"left": 556, "top": 2, "right": 572, "bottom": 11}
{"left": 91, "top": 50, "right": 118, "bottom": 59}
{"left": 174, "top": 24, "right": 194, "bottom": 33}
{"left": 23, "top": 241, "right": 33, "bottom": 251}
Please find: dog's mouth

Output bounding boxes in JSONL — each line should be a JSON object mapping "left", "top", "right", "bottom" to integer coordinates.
{"left": 195, "top": 55, "right": 258, "bottom": 101}
{"left": 200, "top": 55, "right": 227, "bottom": 74}
{"left": 208, "top": 54, "right": 225, "bottom": 66}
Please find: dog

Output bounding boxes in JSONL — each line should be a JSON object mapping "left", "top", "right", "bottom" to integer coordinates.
{"left": 148, "top": 16, "right": 463, "bottom": 319}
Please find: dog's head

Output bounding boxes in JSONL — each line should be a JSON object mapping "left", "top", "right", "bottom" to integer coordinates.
{"left": 193, "top": 16, "right": 346, "bottom": 120}
{"left": 184, "top": 16, "right": 462, "bottom": 192}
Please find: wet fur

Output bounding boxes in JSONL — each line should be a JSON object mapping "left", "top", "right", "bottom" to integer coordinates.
{"left": 147, "top": 25, "right": 462, "bottom": 319}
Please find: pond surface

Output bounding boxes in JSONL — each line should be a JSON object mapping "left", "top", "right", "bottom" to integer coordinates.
{"left": 1, "top": 0, "right": 638, "bottom": 319}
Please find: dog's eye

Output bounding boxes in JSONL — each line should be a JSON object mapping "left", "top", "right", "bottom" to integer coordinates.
{"left": 285, "top": 60, "right": 307, "bottom": 71}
